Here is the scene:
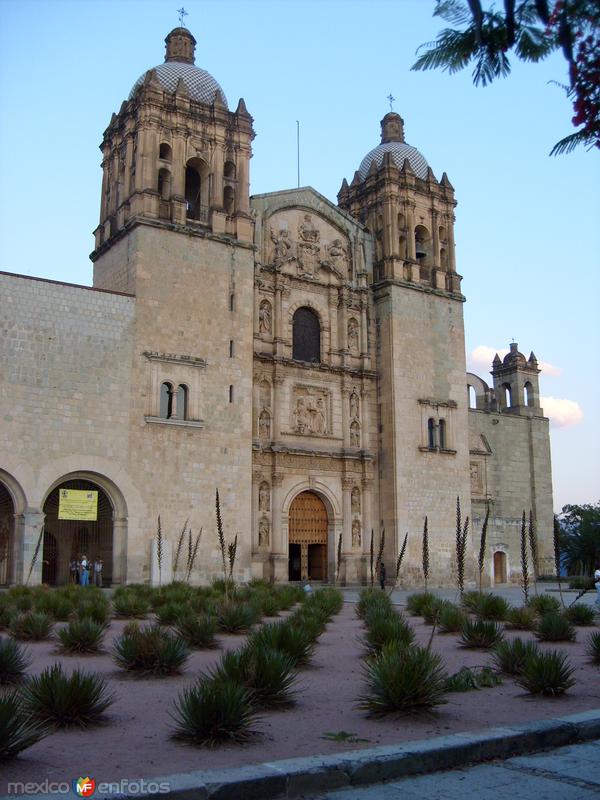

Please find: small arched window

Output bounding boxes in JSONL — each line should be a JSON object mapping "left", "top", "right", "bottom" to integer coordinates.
{"left": 224, "top": 160, "right": 236, "bottom": 179}
{"left": 178, "top": 384, "right": 188, "bottom": 420}
{"left": 503, "top": 383, "right": 512, "bottom": 408}
{"left": 439, "top": 419, "right": 446, "bottom": 450}
{"left": 427, "top": 418, "right": 436, "bottom": 449}
{"left": 160, "top": 382, "right": 173, "bottom": 419}
{"left": 415, "top": 225, "right": 431, "bottom": 265}
{"left": 159, "top": 143, "right": 172, "bottom": 161}
{"left": 524, "top": 381, "right": 534, "bottom": 407}
{"left": 185, "top": 166, "right": 201, "bottom": 220}
{"left": 292, "top": 307, "right": 320, "bottom": 363}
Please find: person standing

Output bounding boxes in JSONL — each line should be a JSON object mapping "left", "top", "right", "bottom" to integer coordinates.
{"left": 69, "top": 559, "right": 78, "bottom": 584}
{"left": 94, "top": 558, "right": 104, "bottom": 588}
{"left": 378, "top": 561, "right": 386, "bottom": 590}
{"left": 594, "top": 560, "right": 600, "bottom": 610}
{"left": 79, "top": 554, "right": 90, "bottom": 586}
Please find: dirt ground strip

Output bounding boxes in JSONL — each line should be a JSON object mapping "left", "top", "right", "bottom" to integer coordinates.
{"left": 1, "top": 600, "right": 599, "bottom": 791}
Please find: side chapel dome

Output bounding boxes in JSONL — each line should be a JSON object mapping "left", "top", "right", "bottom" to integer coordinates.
{"left": 358, "top": 112, "right": 429, "bottom": 180}
{"left": 129, "top": 27, "right": 228, "bottom": 107}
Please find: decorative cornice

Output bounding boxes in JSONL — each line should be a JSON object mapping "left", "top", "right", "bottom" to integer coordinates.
{"left": 143, "top": 351, "right": 206, "bottom": 368}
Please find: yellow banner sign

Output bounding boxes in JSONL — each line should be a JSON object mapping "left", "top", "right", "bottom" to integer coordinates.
{"left": 58, "top": 489, "right": 98, "bottom": 521}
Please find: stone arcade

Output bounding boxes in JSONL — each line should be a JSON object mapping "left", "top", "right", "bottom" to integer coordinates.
{"left": 0, "top": 27, "right": 554, "bottom": 587}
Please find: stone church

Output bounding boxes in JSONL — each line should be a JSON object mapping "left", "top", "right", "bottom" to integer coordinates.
{"left": 0, "top": 27, "right": 554, "bottom": 587}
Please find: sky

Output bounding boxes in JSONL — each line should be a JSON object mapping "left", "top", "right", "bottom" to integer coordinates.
{"left": 0, "top": 0, "right": 598, "bottom": 511}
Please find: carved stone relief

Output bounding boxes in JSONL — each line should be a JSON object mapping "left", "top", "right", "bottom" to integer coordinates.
{"left": 259, "top": 379, "right": 271, "bottom": 410}
{"left": 259, "top": 481, "right": 270, "bottom": 511}
{"left": 349, "top": 391, "right": 360, "bottom": 420}
{"left": 259, "top": 299, "right": 272, "bottom": 334}
{"left": 270, "top": 227, "right": 293, "bottom": 265}
{"left": 352, "top": 520, "right": 361, "bottom": 548}
{"left": 470, "top": 461, "right": 483, "bottom": 494}
{"left": 258, "top": 516, "right": 270, "bottom": 547}
{"left": 350, "top": 420, "right": 360, "bottom": 448}
{"left": 290, "top": 385, "right": 330, "bottom": 436}
{"left": 267, "top": 211, "right": 350, "bottom": 282}
{"left": 351, "top": 487, "right": 361, "bottom": 514}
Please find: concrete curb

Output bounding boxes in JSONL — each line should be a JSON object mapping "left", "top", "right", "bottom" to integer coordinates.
{"left": 20, "top": 709, "right": 599, "bottom": 800}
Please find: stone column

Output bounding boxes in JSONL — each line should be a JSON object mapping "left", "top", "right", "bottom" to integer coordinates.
{"left": 112, "top": 516, "right": 128, "bottom": 585}
{"left": 272, "top": 376, "right": 284, "bottom": 439}
{"left": 447, "top": 213, "right": 457, "bottom": 272}
{"left": 271, "top": 472, "right": 287, "bottom": 581}
{"left": 406, "top": 203, "right": 416, "bottom": 260}
{"left": 361, "top": 478, "right": 373, "bottom": 557}
{"left": 361, "top": 386, "right": 371, "bottom": 451}
{"left": 360, "top": 296, "right": 369, "bottom": 362}
{"left": 251, "top": 470, "right": 261, "bottom": 554}
{"left": 211, "top": 143, "right": 224, "bottom": 209}
{"left": 18, "top": 511, "right": 45, "bottom": 586}
{"left": 341, "top": 384, "right": 350, "bottom": 448}
{"left": 328, "top": 288, "right": 339, "bottom": 364}
{"left": 237, "top": 151, "right": 250, "bottom": 214}
{"left": 342, "top": 477, "right": 353, "bottom": 554}
{"left": 431, "top": 210, "right": 440, "bottom": 268}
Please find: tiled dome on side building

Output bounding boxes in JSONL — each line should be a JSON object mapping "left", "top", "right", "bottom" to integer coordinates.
{"left": 358, "top": 112, "right": 429, "bottom": 180}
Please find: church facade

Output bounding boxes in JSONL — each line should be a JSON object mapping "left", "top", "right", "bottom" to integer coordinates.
{"left": 0, "top": 27, "right": 554, "bottom": 587}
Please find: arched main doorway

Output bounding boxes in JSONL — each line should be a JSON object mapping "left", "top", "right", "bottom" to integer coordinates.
{"left": 42, "top": 479, "right": 114, "bottom": 586}
{"left": 288, "top": 491, "right": 328, "bottom": 581}
{"left": 493, "top": 551, "right": 507, "bottom": 584}
{"left": 0, "top": 483, "right": 14, "bottom": 585}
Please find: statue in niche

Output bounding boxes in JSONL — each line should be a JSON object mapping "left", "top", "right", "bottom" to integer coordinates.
{"left": 259, "top": 409, "right": 271, "bottom": 439}
{"left": 313, "top": 397, "right": 327, "bottom": 435}
{"left": 349, "top": 391, "right": 359, "bottom": 420}
{"left": 352, "top": 520, "right": 361, "bottom": 548}
{"left": 259, "top": 481, "right": 270, "bottom": 511}
{"left": 299, "top": 214, "right": 319, "bottom": 243}
{"left": 348, "top": 318, "right": 359, "bottom": 352}
{"left": 350, "top": 420, "right": 360, "bottom": 448}
{"left": 351, "top": 487, "right": 361, "bottom": 514}
{"left": 293, "top": 397, "right": 310, "bottom": 434}
{"left": 259, "top": 300, "right": 272, "bottom": 334}
{"left": 259, "top": 517, "right": 270, "bottom": 547}
{"left": 271, "top": 228, "right": 292, "bottom": 264}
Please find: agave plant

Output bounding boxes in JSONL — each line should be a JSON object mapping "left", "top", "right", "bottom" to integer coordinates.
{"left": 493, "top": 638, "right": 540, "bottom": 676}
{"left": 359, "top": 642, "right": 448, "bottom": 714}
{"left": 56, "top": 619, "right": 107, "bottom": 654}
{"left": 564, "top": 604, "right": 596, "bottom": 627}
{"left": 357, "top": 588, "right": 392, "bottom": 619}
{"left": 217, "top": 601, "right": 260, "bottom": 633}
{"left": 113, "top": 625, "right": 189, "bottom": 676}
{"left": 21, "top": 663, "right": 114, "bottom": 727}
{"left": 171, "top": 675, "right": 258, "bottom": 746}
{"left": 475, "top": 594, "right": 511, "bottom": 622}
{"left": 174, "top": 614, "right": 218, "bottom": 649}
{"left": 0, "top": 637, "right": 31, "bottom": 685}
{"left": 437, "top": 604, "right": 467, "bottom": 634}
{"left": 586, "top": 631, "right": 600, "bottom": 664}
{"left": 460, "top": 618, "right": 504, "bottom": 649}
{"left": 505, "top": 606, "right": 537, "bottom": 631}
{"left": 405, "top": 591, "right": 436, "bottom": 616}
{"left": 112, "top": 591, "right": 150, "bottom": 619}
{"left": 527, "top": 594, "right": 561, "bottom": 616}
{"left": 535, "top": 613, "right": 576, "bottom": 643}
{"left": 155, "top": 601, "right": 190, "bottom": 626}
{"left": 8, "top": 611, "right": 54, "bottom": 641}
{"left": 0, "top": 690, "right": 50, "bottom": 760}
{"left": 363, "top": 610, "right": 415, "bottom": 654}
{"left": 214, "top": 646, "right": 297, "bottom": 709}
{"left": 248, "top": 622, "right": 315, "bottom": 667}
{"left": 444, "top": 666, "right": 502, "bottom": 692}
{"left": 515, "top": 650, "right": 575, "bottom": 696}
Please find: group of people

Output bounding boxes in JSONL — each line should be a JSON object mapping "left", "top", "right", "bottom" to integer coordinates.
{"left": 69, "top": 555, "right": 103, "bottom": 587}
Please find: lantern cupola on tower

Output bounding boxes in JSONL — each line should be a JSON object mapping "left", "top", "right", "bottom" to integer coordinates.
{"left": 92, "top": 26, "right": 254, "bottom": 262}
{"left": 338, "top": 111, "right": 460, "bottom": 292}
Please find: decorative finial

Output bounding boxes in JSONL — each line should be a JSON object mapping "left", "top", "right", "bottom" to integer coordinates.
{"left": 387, "top": 93, "right": 395, "bottom": 111}
{"left": 177, "top": 6, "right": 188, "bottom": 26}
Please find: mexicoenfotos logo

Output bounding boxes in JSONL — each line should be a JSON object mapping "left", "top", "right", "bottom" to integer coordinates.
{"left": 72, "top": 777, "right": 96, "bottom": 797}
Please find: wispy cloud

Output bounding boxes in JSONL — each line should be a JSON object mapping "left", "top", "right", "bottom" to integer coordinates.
{"left": 540, "top": 397, "right": 584, "bottom": 429}
{"left": 468, "top": 345, "right": 561, "bottom": 377}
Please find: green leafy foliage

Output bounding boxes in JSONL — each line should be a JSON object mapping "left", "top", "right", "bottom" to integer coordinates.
{"left": 8, "top": 611, "right": 54, "bottom": 641}
{"left": 535, "top": 612, "right": 576, "bottom": 642}
{"left": 0, "top": 636, "right": 31, "bottom": 685}
{"left": 515, "top": 649, "right": 576, "bottom": 696}
{"left": 113, "top": 624, "right": 189, "bottom": 676}
{"left": 460, "top": 618, "right": 504, "bottom": 649}
{"left": 213, "top": 646, "right": 298, "bottom": 709}
{"left": 76, "top": 597, "right": 111, "bottom": 626}
{"left": 559, "top": 503, "right": 600, "bottom": 576}
{"left": 357, "top": 588, "right": 392, "bottom": 619}
{"left": 171, "top": 676, "right": 258, "bottom": 746}
{"left": 363, "top": 609, "right": 415, "bottom": 654}
{"left": 56, "top": 619, "right": 107, "bottom": 654}
{"left": 0, "top": 690, "right": 49, "bottom": 760}
{"left": 493, "top": 638, "right": 540, "bottom": 675}
{"left": 21, "top": 663, "right": 114, "bottom": 727}
{"left": 586, "top": 631, "right": 600, "bottom": 664}
{"left": 437, "top": 603, "right": 467, "bottom": 633}
{"left": 506, "top": 606, "right": 537, "bottom": 630}
{"left": 359, "top": 642, "right": 448, "bottom": 714}
{"left": 248, "top": 622, "right": 315, "bottom": 667}
{"left": 527, "top": 594, "right": 561, "bottom": 615}
{"left": 112, "top": 591, "right": 150, "bottom": 619}
{"left": 217, "top": 601, "right": 260, "bottom": 633}
{"left": 474, "top": 594, "right": 511, "bottom": 621}
{"left": 406, "top": 591, "right": 436, "bottom": 616}
{"left": 155, "top": 601, "right": 190, "bottom": 626}
{"left": 174, "top": 614, "right": 218, "bottom": 649}
{"left": 564, "top": 604, "right": 596, "bottom": 626}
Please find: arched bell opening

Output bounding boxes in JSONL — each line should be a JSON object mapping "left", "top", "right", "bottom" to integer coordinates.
{"left": 0, "top": 482, "right": 15, "bottom": 585}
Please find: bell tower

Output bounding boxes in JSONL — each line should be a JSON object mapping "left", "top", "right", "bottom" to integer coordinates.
{"left": 492, "top": 343, "right": 543, "bottom": 414}
{"left": 92, "top": 25, "right": 254, "bottom": 279}
{"left": 338, "top": 111, "right": 472, "bottom": 583}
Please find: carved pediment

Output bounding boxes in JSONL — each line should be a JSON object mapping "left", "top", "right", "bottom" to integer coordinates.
{"left": 266, "top": 209, "right": 350, "bottom": 284}
{"left": 469, "top": 431, "right": 493, "bottom": 455}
